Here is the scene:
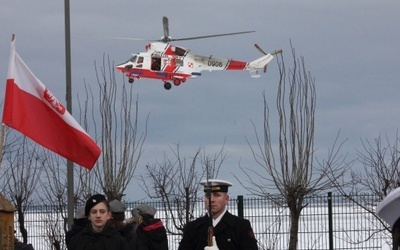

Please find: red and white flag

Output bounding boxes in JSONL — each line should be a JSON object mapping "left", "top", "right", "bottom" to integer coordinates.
{"left": 2, "top": 38, "right": 101, "bottom": 170}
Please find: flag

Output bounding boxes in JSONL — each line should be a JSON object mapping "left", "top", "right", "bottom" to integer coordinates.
{"left": 2, "top": 38, "right": 101, "bottom": 170}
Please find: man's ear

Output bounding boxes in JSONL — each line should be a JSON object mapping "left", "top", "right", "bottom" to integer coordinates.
{"left": 225, "top": 194, "right": 229, "bottom": 204}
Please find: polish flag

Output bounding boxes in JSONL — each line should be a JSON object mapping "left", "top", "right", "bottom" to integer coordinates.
{"left": 2, "top": 38, "right": 101, "bottom": 170}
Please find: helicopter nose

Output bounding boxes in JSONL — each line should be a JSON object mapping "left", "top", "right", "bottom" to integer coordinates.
{"left": 116, "top": 63, "right": 132, "bottom": 73}
{"left": 116, "top": 64, "right": 125, "bottom": 73}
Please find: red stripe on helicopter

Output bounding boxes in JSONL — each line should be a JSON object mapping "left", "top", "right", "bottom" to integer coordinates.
{"left": 162, "top": 58, "right": 179, "bottom": 73}
{"left": 163, "top": 44, "right": 175, "bottom": 56}
{"left": 225, "top": 60, "right": 248, "bottom": 70}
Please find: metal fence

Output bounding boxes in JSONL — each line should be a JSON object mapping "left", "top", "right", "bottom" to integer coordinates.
{"left": 15, "top": 193, "right": 391, "bottom": 250}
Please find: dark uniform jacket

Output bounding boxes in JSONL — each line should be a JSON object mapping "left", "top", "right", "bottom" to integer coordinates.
{"left": 14, "top": 242, "right": 35, "bottom": 250}
{"left": 65, "top": 218, "right": 88, "bottom": 245}
{"left": 118, "top": 223, "right": 136, "bottom": 249}
{"left": 134, "top": 219, "right": 168, "bottom": 250}
{"left": 178, "top": 211, "right": 258, "bottom": 250}
{"left": 67, "top": 223, "right": 128, "bottom": 250}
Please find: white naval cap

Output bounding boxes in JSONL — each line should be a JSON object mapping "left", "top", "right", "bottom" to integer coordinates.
{"left": 200, "top": 179, "right": 232, "bottom": 193}
{"left": 376, "top": 187, "right": 400, "bottom": 230}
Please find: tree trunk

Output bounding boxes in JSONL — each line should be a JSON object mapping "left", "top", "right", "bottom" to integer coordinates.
{"left": 288, "top": 208, "right": 300, "bottom": 250}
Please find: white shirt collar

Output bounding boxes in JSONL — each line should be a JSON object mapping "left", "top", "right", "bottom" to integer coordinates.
{"left": 209, "top": 207, "right": 227, "bottom": 227}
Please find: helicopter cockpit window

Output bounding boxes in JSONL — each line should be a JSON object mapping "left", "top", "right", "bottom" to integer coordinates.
{"left": 129, "top": 55, "right": 137, "bottom": 63}
{"left": 136, "top": 56, "right": 144, "bottom": 68}
{"left": 172, "top": 46, "right": 187, "bottom": 56}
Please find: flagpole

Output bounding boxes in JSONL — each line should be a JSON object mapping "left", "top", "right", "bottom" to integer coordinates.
{"left": 0, "top": 125, "right": 6, "bottom": 169}
{"left": 0, "top": 34, "right": 15, "bottom": 171}
{"left": 64, "top": 0, "right": 74, "bottom": 229}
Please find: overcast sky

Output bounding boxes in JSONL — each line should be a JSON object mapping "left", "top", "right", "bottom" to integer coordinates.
{"left": 1, "top": 0, "right": 400, "bottom": 200}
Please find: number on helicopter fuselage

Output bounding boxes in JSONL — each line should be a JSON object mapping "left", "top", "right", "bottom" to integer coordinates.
{"left": 207, "top": 61, "right": 223, "bottom": 67}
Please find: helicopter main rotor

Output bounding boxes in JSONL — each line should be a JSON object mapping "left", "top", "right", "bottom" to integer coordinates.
{"left": 160, "top": 16, "right": 255, "bottom": 43}
{"left": 162, "top": 16, "right": 171, "bottom": 42}
{"left": 109, "top": 16, "right": 255, "bottom": 43}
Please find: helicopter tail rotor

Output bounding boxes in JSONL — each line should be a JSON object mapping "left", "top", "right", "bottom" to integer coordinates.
{"left": 271, "top": 49, "right": 283, "bottom": 55}
{"left": 254, "top": 43, "right": 268, "bottom": 73}
{"left": 254, "top": 43, "right": 268, "bottom": 56}
{"left": 254, "top": 44, "right": 283, "bottom": 73}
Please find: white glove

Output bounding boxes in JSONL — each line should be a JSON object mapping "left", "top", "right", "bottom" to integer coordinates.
{"left": 204, "top": 236, "right": 219, "bottom": 250}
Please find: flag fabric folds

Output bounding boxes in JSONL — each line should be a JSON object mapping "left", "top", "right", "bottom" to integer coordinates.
{"left": 2, "top": 39, "right": 101, "bottom": 170}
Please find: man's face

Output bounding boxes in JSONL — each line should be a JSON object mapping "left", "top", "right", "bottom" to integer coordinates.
{"left": 88, "top": 202, "right": 111, "bottom": 232}
{"left": 205, "top": 192, "right": 229, "bottom": 219}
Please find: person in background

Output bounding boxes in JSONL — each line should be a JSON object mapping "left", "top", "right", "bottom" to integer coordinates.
{"left": 178, "top": 179, "right": 258, "bottom": 250}
{"left": 131, "top": 203, "right": 168, "bottom": 250}
{"left": 67, "top": 194, "right": 128, "bottom": 250}
{"left": 109, "top": 199, "right": 136, "bottom": 248}
{"left": 108, "top": 199, "right": 127, "bottom": 230}
{"left": 65, "top": 206, "right": 88, "bottom": 245}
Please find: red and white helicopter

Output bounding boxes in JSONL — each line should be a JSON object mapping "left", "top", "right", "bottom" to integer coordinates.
{"left": 116, "top": 16, "right": 282, "bottom": 90}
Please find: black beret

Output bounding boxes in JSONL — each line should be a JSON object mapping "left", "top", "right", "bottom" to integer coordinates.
{"left": 85, "top": 194, "right": 107, "bottom": 216}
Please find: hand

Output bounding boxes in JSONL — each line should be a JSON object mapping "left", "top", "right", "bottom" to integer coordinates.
{"left": 204, "top": 236, "right": 219, "bottom": 250}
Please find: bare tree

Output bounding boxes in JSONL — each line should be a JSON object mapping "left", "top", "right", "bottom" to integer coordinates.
{"left": 238, "top": 45, "right": 348, "bottom": 250}
{"left": 40, "top": 209, "right": 65, "bottom": 250}
{"left": 82, "top": 55, "right": 148, "bottom": 200}
{"left": 138, "top": 143, "right": 227, "bottom": 235}
{"left": 36, "top": 151, "right": 75, "bottom": 250}
{"left": 0, "top": 133, "right": 41, "bottom": 244}
{"left": 339, "top": 132, "right": 400, "bottom": 249}
{"left": 354, "top": 132, "right": 400, "bottom": 197}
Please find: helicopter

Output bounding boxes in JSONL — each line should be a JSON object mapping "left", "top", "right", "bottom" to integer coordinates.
{"left": 116, "top": 16, "right": 282, "bottom": 90}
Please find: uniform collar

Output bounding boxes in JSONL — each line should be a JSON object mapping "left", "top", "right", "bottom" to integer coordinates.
{"left": 209, "top": 207, "right": 228, "bottom": 227}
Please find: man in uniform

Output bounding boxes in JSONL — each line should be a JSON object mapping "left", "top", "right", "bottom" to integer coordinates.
{"left": 376, "top": 187, "right": 400, "bottom": 249}
{"left": 178, "top": 179, "right": 258, "bottom": 250}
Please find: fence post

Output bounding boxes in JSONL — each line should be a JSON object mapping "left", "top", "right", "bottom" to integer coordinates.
{"left": 328, "top": 192, "right": 333, "bottom": 250}
{"left": 237, "top": 195, "right": 244, "bottom": 219}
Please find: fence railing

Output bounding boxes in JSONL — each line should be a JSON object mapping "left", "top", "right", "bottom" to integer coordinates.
{"left": 14, "top": 193, "right": 391, "bottom": 250}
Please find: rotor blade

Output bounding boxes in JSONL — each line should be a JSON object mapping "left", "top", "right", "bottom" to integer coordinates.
{"left": 103, "top": 35, "right": 154, "bottom": 41}
{"left": 170, "top": 30, "right": 255, "bottom": 42}
{"left": 254, "top": 43, "right": 267, "bottom": 55}
{"left": 163, "top": 16, "right": 170, "bottom": 42}
{"left": 271, "top": 49, "right": 283, "bottom": 55}
{"left": 76, "top": 33, "right": 158, "bottom": 42}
